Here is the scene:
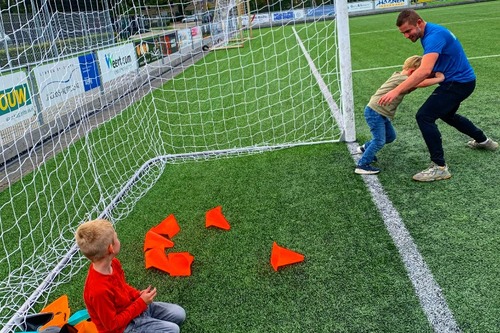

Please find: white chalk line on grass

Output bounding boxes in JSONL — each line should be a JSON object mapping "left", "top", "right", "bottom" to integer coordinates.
{"left": 351, "top": 17, "right": 499, "bottom": 36}
{"left": 348, "top": 144, "right": 462, "bottom": 333}
{"left": 292, "top": 27, "right": 462, "bottom": 332}
{"left": 353, "top": 54, "right": 500, "bottom": 73}
{"left": 291, "top": 27, "right": 344, "bottom": 129}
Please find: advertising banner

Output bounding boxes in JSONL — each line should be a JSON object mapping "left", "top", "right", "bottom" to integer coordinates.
{"left": 161, "top": 32, "right": 179, "bottom": 56}
{"left": 97, "top": 43, "right": 138, "bottom": 83}
{"left": 135, "top": 38, "right": 164, "bottom": 67}
{"left": 348, "top": 1, "right": 373, "bottom": 12}
{"left": 78, "top": 53, "right": 101, "bottom": 92}
{"left": 191, "top": 26, "right": 203, "bottom": 45}
{"left": 273, "top": 11, "right": 294, "bottom": 21}
{"left": 306, "top": 5, "right": 335, "bottom": 17}
{"left": 241, "top": 14, "right": 271, "bottom": 27}
{"left": 177, "top": 29, "right": 193, "bottom": 52}
{"left": 293, "top": 10, "right": 306, "bottom": 20}
{"left": 375, "top": 0, "right": 407, "bottom": 9}
{"left": 33, "top": 57, "right": 85, "bottom": 108}
{"left": 0, "top": 71, "right": 35, "bottom": 130}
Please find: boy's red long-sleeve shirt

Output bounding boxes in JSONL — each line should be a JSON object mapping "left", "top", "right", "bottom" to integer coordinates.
{"left": 84, "top": 257, "right": 147, "bottom": 333}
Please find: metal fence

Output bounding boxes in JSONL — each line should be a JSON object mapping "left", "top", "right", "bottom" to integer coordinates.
{"left": 1, "top": 9, "right": 115, "bottom": 71}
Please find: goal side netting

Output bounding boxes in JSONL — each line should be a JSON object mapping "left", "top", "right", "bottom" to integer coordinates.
{"left": 211, "top": 0, "right": 248, "bottom": 49}
{"left": 0, "top": 0, "right": 353, "bottom": 331}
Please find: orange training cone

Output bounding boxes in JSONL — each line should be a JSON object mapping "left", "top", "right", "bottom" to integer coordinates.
{"left": 150, "top": 214, "right": 181, "bottom": 239}
{"left": 270, "top": 242, "right": 305, "bottom": 271}
{"left": 39, "top": 295, "right": 71, "bottom": 330}
{"left": 205, "top": 206, "right": 230, "bottom": 230}
{"left": 74, "top": 320, "right": 98, "bottom": 333}
{"left": 144, "top": 230, "right": 174, "bottom": 252}
{"left": 145, "top": 248, "right": 171, "bottom": 273}
{"left": 166, "top": 252, "right": 194, "bottom": 276}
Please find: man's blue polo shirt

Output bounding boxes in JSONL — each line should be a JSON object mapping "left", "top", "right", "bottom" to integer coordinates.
{"left": 421, "top": 22, "right": 475, "bottom": 83}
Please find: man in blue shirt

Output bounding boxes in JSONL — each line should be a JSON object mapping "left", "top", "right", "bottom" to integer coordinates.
{"left": 378, "top": 9, "right": 497, "bottom": 182}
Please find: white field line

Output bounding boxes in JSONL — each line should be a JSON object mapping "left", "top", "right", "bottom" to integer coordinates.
{"left": 353, "top": 54, "right": 500, "bottom": 73}
{"left": 343, "top": 51, "right": 500, "bottom": 331}
{"left": 351, "top": 17, "right": 499, "bottom": 36}
{"left": 348, "top": 143, "right": 462, "bottom": 333}
{"left": 291, "top": 27, "right": 344, "bottom": 130}
{"left": 293, "top": 26, "right": 463, "bottom": 331}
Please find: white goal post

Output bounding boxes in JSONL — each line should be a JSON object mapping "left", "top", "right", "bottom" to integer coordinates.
{"left": 0, "top": 0, "right": 354, "bottom": 331}
{"left": 336, "top": 0, "right": 356, "bottom": 142}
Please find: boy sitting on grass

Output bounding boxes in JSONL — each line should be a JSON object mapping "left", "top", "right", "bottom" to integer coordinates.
{"left": 75, "top": 219, "right": 186, "bottom": 333}
{"left": 355, "top": 55, "right": 444, "bottom": 175}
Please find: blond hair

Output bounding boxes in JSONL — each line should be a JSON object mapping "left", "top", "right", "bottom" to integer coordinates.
{"left": 403, "top": 55, "right": 422, "bottom": 71}
{"left": 75, "top": 219, "right": 115, "bottom": 261}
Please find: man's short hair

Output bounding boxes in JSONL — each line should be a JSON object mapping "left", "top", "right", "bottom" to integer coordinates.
{"left": 75, "top": 219, "right": 115, "bottom": 261}
{"left": 397, "top": 9, "right": 422, "bottom": 27}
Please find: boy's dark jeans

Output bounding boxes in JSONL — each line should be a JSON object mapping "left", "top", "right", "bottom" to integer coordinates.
{"left": 415, "top": 80, "right": 486, "bottom": 166}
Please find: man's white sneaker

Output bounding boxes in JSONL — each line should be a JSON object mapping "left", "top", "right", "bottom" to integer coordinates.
{"left": 412, "top": 163, "right": 451, "bottom": 182}
{"left": 467, "top": 138, "right": 498, "bottom": 151}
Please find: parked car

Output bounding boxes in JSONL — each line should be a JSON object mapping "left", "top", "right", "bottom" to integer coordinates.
{"left": 182, "top": 12, "right": 212, "bottom": 24}
{"left": 182, "top": 15, "right": 198, "bottom": 23}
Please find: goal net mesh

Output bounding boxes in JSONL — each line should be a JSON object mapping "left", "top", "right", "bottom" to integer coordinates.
{"left": 0, "top": 0, "right": 346, "bottom": 330}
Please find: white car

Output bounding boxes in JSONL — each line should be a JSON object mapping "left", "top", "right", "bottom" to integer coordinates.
{"left": 182, "top": 15, "right": 198, "bottom": 23}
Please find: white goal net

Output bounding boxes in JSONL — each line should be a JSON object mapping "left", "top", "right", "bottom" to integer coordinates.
{"left": 0, "top": 0, "right": 353, "bottom": 331}
{"left": 211, "top": 0, "right": 246, "bottom": 48}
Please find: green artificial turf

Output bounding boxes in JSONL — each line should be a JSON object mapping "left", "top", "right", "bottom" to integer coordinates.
{"left": 4, "top": 2, "right": 499, "bottom": 332}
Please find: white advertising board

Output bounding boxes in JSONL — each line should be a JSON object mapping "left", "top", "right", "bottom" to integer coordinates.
{"left": 33, "top": 57, "right": 85, "bottom": 108}
{"left": 348, "top": 1, "right": 374, "bottom": 12}
{"left": 241, "top": 13, "right": 271, "bottom": 27}
{"left": 97, "top": 43, "right": 139, "bottom": 83}
{"left": 177, "top": 29, "right": 193, "bottom": 52}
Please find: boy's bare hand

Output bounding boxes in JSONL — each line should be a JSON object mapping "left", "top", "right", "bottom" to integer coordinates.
{"left": 434, "top": 72, "right": 445, "bottom": 81}
{"left": 140, "top": 285, "right": 157, "bottom": 304}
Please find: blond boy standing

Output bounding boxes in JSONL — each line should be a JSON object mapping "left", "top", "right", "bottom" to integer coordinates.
{"left": 355, "top": 55, "right": 444, "bottom": 175}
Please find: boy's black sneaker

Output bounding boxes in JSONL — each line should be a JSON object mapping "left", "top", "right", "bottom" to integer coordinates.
{"left": 355, "top": 164, "right": 380, "bottom": 175}
{"left": 356, "top": 144, "right": 365, "bottom": 154}
{"left": 355, "top": 144, "right": 377, "bottom": 162}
